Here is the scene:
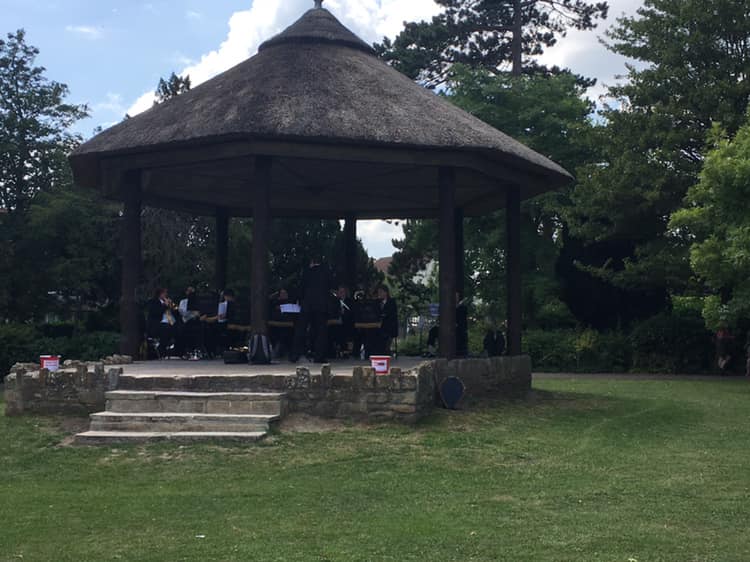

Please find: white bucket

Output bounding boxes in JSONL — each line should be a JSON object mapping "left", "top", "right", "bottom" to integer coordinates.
{"left": 370, "top": 355, "right": 391, "bottom": 374}
{"left": 40, "top": 355, "right": 60, "bottom": 372}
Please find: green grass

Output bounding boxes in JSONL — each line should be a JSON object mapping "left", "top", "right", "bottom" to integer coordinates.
{"left": 2, "top": 377, "right": 750, "bottom": 561}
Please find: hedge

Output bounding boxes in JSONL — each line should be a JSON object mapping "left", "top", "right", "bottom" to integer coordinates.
{"left": 0, "top": 324, "right": 119, "bottom": 378}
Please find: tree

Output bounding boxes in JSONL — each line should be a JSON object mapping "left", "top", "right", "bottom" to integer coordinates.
{"left": 670, "top": 120, "right": 750, "bottom": 330}
{"left": 390, "top": 68, "right": 594, "bottom": 327}
{"left": 13, "top": 187, "right": 120, "bottom": 319}
{"left": 0, "top": 30, "right": 90, "bottom": 321}
{"left": 562, "top": 0, "right": 750, "bottom": 322}
{"left": 375, "top": 0, "right": 608, "bottom": 87}
{"left": 0, "top": 29, "right": 88, "bottom": 215}
{"left": 155, "top": 72, "right": 191, "bottom": 105}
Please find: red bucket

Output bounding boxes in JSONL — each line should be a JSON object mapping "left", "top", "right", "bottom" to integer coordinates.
{"left": 40, "top": 355, "right": 60, "bottom": 372}
{"left": 370, "top": 355, "right": 391, "bottom": 374}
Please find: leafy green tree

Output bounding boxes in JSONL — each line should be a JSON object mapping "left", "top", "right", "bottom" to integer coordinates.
{"left": 670, "top": 120, "right": 750, "bottom": 329}
{"left": 12, "top": 187, "right": 120, "bottom": 319}
{"left": 391, "top": 68, "right": 594, "bottom": 326}
{"left": 563, "top": 0, "right": 750, "bottom": 314}
{"left": 375, "top": 0, "right": 608, "bottom": 86}
{"left": 268, "top": 220, "right": 382, "bottom": 296}
{"left": 0, "top": 30, "right": 89, "bottom": 321}
{"left": 0, "top": 29, "right": 88, "bottom": 215}
{"left": 453, "top": 67, "right": 593, "bottom": 323}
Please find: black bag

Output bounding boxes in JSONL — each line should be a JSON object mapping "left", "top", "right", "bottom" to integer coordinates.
{"left": 249, "top": 334, "right": 272, "bottom": 365}
{"left": 223, "top": 349, "right": 248, "bottom": 364}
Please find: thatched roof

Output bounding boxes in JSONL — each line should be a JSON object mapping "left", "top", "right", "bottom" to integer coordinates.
{"left": 69, "top": 6, "right": 572, "bottom": 218}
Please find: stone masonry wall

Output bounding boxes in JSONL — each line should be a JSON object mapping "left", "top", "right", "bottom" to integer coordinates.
{"left": 434, "top": 356, "right": 532, "bottom": 400}
{"left": 5, "top": 355, "right": 532, "bottom": 420}
{"left": 281, "top": 364, "right": 437, "bottom": 423}
{"left": 4, "top": 361, "right": 124, "bottom": 417}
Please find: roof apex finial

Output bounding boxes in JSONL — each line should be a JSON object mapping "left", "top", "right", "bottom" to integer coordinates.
{"left": 314, "top": 0, "right": 323, "bottom": 8}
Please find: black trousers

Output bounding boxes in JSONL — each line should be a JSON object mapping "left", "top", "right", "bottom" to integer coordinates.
{"left": 156, "top": 323, "right": 178, "bottom": 356}
{"left": 294, "top": 309, "right": 328, "bottom": 361}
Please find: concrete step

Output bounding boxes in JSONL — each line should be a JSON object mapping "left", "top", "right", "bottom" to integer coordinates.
{"left": 74, "top": 430, "right": 267, "bottom": 445}
{"left": 116, "top": 374, "right": 291, "bottom": 393}
{"left": 89, "top": 412, "right": 280, "bottom": 433}
{"left": 105, "top": 390, "right": 287, "bottom": 416}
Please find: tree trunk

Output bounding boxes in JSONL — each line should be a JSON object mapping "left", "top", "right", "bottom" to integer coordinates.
{"left": 512, "top": 0, "right": 523, "bottom": 76}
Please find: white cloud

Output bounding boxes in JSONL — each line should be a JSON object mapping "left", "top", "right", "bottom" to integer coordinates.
{"left": 120, "top": 0, "right": 644, "bottom": 256}
{"left": 357, "top": 220, "right": 404, "bottom": 259}
{"left": 127, "top": 91, "right": 157, "bottom": 116}
{"left": 94, "top": 92, "right": 127, "bottom": 114}
{"left": 537, "top": 0, "right": 644, "bottom": 103}
{"left": 186, "top": 10, "right": 203, "bottom": 21}
{"left": 168, "top": 52, "right": 196, "bottom": 68}
{"left": 65, "top": 25, "right": 104, "bottom": 40}
{"left": 126, "top": 0, "right": 441, "bottom": 117}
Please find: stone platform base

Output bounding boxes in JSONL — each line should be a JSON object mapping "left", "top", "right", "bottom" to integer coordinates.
{"left": 5, "top": 356, "right": 532, "bottom": 444}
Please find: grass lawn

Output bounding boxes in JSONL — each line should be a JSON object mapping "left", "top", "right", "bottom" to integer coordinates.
{"left": 2, "top": 376, "right": 750, "bottom": 562}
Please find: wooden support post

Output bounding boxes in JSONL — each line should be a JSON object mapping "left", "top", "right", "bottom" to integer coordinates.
{"left": 215, "top": 209, "right": 229, "bottom": 292}
{"left": 439, "top": 167, "right": 457, "bottom": 360}
{"left": 455, "top": 208, "right": 465, "bottom": 298}
{"left": 506, "top": 186, "right": 522, "bottom": 355}
{"left": 455, "top": 207, "right": 467, "bottom": 356}
{"left": 120, "top": 171, "right": 142, "bottom": 357}
{"left": 251, "top": 156, "right": 272, "bottom": 336}
{"left": 344, "top": 216, "right": 357, "bottom": 291}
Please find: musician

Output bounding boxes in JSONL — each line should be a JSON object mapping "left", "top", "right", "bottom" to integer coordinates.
{"left": 423, "top": 293, "right": 470, "bottom": 357}
{"left": 269, "top": 288, "right": 294, "bottom": 359}
{"left": 203, "top": 289, "right": 239, "bottom": 355}
{"left": 370, "top": 284, "right": 398, "bottom": 356}
{"left": 178, "top": 286, "right": 200, "bottom": 322}
{"left": 292, "top": 256, "right": 332, "bottom": 363}
{"left": 330, "top": 285, "right": 355, "bottom": 358}
{"left": 146, "top": 287, "right": 179, "bottom": 357}
{"left": 178, "top": 286, "right": 203, "bottom": 357}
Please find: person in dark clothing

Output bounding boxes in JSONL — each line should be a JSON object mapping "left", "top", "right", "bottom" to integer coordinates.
{"left": 329, "top": 285, "right": 355, "bottom": 358}
{"left": 178, "top": 286, "right": 203, "bottom": 356}
{"left": 146, "top": 287, "right": 178, "bottom": 357}
{"left": 426, "top": 325, "right": 440, "bottom": 357}
{"left": 483, "top": 328, "right": 506, "bottom": 357}
{"left": 204, "top": 289, "right": 240, "bottom": 356}
{"left": 423, "top": 295, "right": 470, "bottom": 357}
{"left": 292, "top": 257, "right": 332, "bottom": 363}
{"left": 269, "top": 288, "right": 295, "bottom": 359}
{"left": 369, "top": 284, "right": 398, "bottom": 356}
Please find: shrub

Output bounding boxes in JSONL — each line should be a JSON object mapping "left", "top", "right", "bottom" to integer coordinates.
{"left": 629, "top": 311, "right": 713, "bottom": 374}
{"left": 0, "top": 324, "right": 42, "bottom": 378}
{"left": 397, "top": 334, "right": 423, "bottom": 357}
{"left": 38, "top": 322, "right": 77, "bottom": 338}
{"left": 524, "top": 328, "right": 638, "bottom": 373}
{"left": 523, "top": 329, "right": 578, "bottom": 372}
{"left": 0, "top": 324, "right": 120, "bottom": 378}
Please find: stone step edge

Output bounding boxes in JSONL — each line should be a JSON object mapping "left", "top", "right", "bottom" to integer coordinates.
{"left": 106, "top": 390, "right": 286, "bottom": 400}
{"left": 73, "top": 431, "right": 267, "bottom": 444}
{"left": 118, "top": 373, "right": 302, "bottom": 379}
{"left": 91, "top": 412, "right": 280, "bottom": 422}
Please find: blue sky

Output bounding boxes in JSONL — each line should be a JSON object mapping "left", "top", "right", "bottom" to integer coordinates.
{"left": 4, "top": 0, "right": 264, "bottom": 134}
{"left": 4, "top": 0, "right": 642, "bottom": 257}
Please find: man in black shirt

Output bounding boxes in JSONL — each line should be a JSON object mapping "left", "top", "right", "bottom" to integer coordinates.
{"left": 292, "top": 257, "right": 332, "bottom": 363}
